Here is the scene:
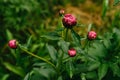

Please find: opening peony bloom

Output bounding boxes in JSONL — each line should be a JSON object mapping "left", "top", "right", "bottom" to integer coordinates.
{"left": 62, "top": 14, "right": 77, "bottom": 28}
{"left": 87, "top": 31, "right": 97, "bottom": 40}
{"left": 8, "top": 39, "right": 18, "bottom": 49}
{"left": 59, "top": 9, "right": 65, "bottom": 16}
{"left": 68, "top": 48, "right": 76, "bottom": 57}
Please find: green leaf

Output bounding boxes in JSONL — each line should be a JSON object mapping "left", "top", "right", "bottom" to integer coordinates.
{"left": 46, "top": 44, "right": 57, "bottom": 63}
{"left": 66, "top": 61, "right": 74, "bottom": 79}
{"left": 55, "top": 27, "right": 64, "bottom": 32}
{"left": 41, "top": 32, "right": 61, "bottom": 40}
{"left": 87, "top": 23, "right": 92, "bottom": 32}
{"left": 58, "top": 40, "right": 70, "bottom": 53}
{"left": 3, "top": 62, "right": 25, "bottom": 77}
{"left": 86, "top": 71, "right": 97, "bottom": 79}
{"left": 102, "top": 32, "right": 113, "bottom": 49}
{"left": 69, "top": 62, "right": 73, "bottom": 78}
{"left": 112, "top": 28, "right": 120, "bottom": 50}
{"left": 88, "top": 41, "right": 107, "bottom": 59}
{"left": 57, "top": 76, "right": 63, "bottom": 80}
{"left": 71, "top": 29, "right": 81, "bottom": 46}
{"left": 81, "top": 73, "right": 86, "bottom": 80}
{"left": 1, "top": 74, "right": 9, "bottom": 80}
{"left": 31, "top": 44, "right": 41, "bottom": 52}
{"left": 113, "top": 0, "right": 120, "bottom": 5}
{"left": 98, "top": 63, "right": 108, "bottom": 80}
{"left": 26, "top": 36, "right": 32, "bottom": 48}
{"left": 6, "top": 29, "right": 13, "bottom": 40}
{"left": 75, "top": 64, "right": 88, "bottom": 73}
{"left": 109, "top": 63, "right": 120, "bottom": 77}
{"left": 33, "top": 67, "right": 56, "bottom": 79}
{"left": 24, "top": 70, "right": 46, "bottom": 80}
{"left": 87, "top": 61, "right": 100, "bottom": 71}
{"left": 113, "top": 28, "right": 120, "bottom": 41}
{"left": 103, "top": 39, "right": 112, "bottom": 49}
{"left": 112, "top": 11, "right": 120, "bottom": 28}
{"left": 33, "top": 62, "right": 49, "bottom": 67}
{"left": 24, "top": 71, "right": 33, "bottom": 80}
{"left": 102, "top": 0, "right": 109, "bottom": 18}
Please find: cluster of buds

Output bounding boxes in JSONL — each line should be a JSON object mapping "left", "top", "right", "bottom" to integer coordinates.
{"left": 60, "top": 9, "right": 77, "bottom": 29}
{"left": 8, "top": 10, "right": 97, "bottom": 59}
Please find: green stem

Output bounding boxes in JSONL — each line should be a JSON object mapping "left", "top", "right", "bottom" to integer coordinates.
{"left": 63, "top": 57, "right": 70, "bottom": 62}
{"left": 65, "top": 28, "right": 69, "bottom": 41}
{"left": 69, "top": 60, "right": 73, "bottom": 79}
{"left": 57, "top": 46, "right": 66, "bottom": 75}
{"left": 19, "top": 45, "right": 56, "bottom": 69}
{"left": 83, "top": 39, "right": 89, "bottom": 50}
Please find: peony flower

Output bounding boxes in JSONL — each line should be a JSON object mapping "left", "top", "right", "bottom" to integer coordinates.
{"left": 62, "top": 14, "right": 77, "bottom": 28}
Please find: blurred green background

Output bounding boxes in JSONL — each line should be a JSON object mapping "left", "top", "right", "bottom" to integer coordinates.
{"left": 1, "top": 0, "right": 120, "bottom": 80}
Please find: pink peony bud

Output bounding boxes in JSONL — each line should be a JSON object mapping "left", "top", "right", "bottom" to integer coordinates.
{"left": 87, "top": 31, "right": 97, "bottom": 40}
{"left": 59, "top": 9, "right": 65, "bottom": 16}
{"left": 62, "top": 14, "right": 77, "bottom": 28}
{"left": 8, "top": 39, "right": 17, "bottom": 49}
{"left": 68, "top": 48, "right": 76, "bottom": 57}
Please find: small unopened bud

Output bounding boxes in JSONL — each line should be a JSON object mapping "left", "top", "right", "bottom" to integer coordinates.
{"left": 59, "top": 9, "right": 65, "bottom": 16}
{"left": 87, "top": 31, "right": 97, "bottom": 40}
{"left": 68, "top": 48, "right": 76, "bottom": 57}
{"left": 8, "top": 39, "right": 18, "bottom": 49}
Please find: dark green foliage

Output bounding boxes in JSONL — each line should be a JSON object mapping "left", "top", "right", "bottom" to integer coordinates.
{"left": 113, "top": 0, "right": 120, "bottom": 5}
{"left": 1, "top": 0, "right": 120, "bottom": 80}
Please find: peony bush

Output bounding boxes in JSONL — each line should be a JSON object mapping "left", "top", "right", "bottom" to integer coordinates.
{"left": 6, "top": 1, "right": 120, "bottom": 80}
{"left": 8, "top": 11, "right": 120, "bottom": 80}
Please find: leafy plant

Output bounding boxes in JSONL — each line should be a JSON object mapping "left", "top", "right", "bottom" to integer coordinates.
{"left": 1, "top": 0, "right": 120, "bottom": 80}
